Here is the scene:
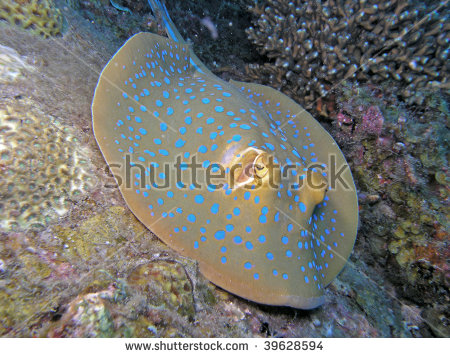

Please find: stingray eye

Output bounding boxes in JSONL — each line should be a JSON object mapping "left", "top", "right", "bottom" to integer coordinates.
{"left": 232, "top": 148, "right": 268, "bottom": 188}
{"left": 253, "top": 152, "right": 268, "bottom": 178}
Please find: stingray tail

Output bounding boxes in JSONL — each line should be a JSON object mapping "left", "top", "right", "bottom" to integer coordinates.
{"left": 147, "top": 0, "right": 185, "bottom": 43}
{"left": 147, "top": 0, "right": 212, "bottom": 76}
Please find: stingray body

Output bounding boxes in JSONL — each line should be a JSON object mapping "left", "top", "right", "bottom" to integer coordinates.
{"left": 92, "top": 0, "right": 358, "bottom": 309}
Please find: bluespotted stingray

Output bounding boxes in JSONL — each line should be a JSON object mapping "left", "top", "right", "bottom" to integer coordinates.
{"left": 92, "top": 0, "right": 358, "bottom": 309}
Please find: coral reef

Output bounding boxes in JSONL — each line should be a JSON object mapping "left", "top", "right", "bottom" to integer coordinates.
{"left": 0, "top": 98, "right": 94, "bottom": 231}
{"left": 331, "top": 82, "right": 449, "bottom": 337}
{"left": 0, "top": 0, "right": 64, "bottom": 38}
{"left": 0, "top": 199, "right": 413, "bottom": 338}
{"left": 246, "top": 0, "right": 449, "bottom": 107}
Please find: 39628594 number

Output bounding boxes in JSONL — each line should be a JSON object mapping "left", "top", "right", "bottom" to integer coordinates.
{"left": 263, "top": 340, "right": 323, "bottom": 350}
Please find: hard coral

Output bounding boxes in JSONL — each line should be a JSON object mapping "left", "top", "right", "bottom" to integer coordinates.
{"left": 246, "top": 0, "right": 449, "bottom": 107}
{"left": 0, "top": 0, "right": 64, "bottom": 38}
{"left": 0, "top": 98, "right": 94, "bottom": 231}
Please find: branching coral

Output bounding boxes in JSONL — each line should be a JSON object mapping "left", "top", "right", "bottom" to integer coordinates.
{"left": 246, "top": 0, "right": 449, "bottom": 107}
{"left": 0, "top": 0, "right": 64, "bottom": 38}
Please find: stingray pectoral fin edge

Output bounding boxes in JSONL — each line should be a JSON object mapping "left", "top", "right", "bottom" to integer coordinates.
{"left": 199, "top": 261, "right": 325, "bottom": 309}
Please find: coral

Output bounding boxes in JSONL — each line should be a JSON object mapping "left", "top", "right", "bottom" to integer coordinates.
{"left": 0, "top": 98, "right": 94, "bottom": 231}
{"left": 246, "top": 0, "right": 449, "bottom": 107}
{"left": 128, "top": 261, "right": 195, "bottom": 319}
{"left": 0, "top": 0, "right": 64, "bottom": 38}
{"left": 0, "top": 44, "right": 34, "bottom": 83}
{"left": 331, "top": 83, "right": 449, "bottom": 336}
{"left": 48, "top": 286, "right": 116, "bottom": 337}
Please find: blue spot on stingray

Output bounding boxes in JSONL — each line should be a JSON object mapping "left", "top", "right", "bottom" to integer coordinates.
{"left": 159, "top": 149, "right": 169, "bottom": 156}
{"left": 195, "top": 195, "right": 204, "bottom": 204}
{"left": 221, "top": 257, "right": 227, "bottom": 264}
{"left": 233, "top": 207, "right": 240, "bottom": 216}
{"left": 299, "top": 202, "right": 306, "bottom": 212}
{"left": 202, "top": 98, "right": 210, "bottom": 104}
{"left": 233, "top": 135, "right": 242, "bottom": 142}
{"left": 175, "top": 139, "right": 185, "bottom": 148}
{"left": 215, "top": 106, "right": 224, "bottom": 113}
{"left": 244, "top": 262, "right": 252, "bottom": 269}
{"left": 206, "top": 117, "right": 215, "bottom": 124}
{"left": 139, "top": 128, "right": 147, "bottom": 135}
{"left": 167, "top": 107, "right": 174, "bottom": 116}
{"left": 258, "top": 235, "right": 266, "bottom": 243}
{"left": 199, "top": 145, "right": 207, "bottom": 153}
{"left": 233, "top": 236, "right": 242, "bottom": 244}
{"left": 281, "top": 236, "right": 289, "bottom": 244}
{"left": 211, "top": 203, "right": 219, "bottom": 214}
{"left": 266, "top": 252, "right": 274, "bottom": 260}
{"left": 160, "top": 123, "right": 168, "bottom": 131}
{"left": 214, "top": 230, "right": 225, "bottom": 240}
{"left": 156, "top": 100, "right": 163, "bottom": 107}
{"left": 226, "top": 224, "right": 234, "bottom": 232}
{"left": 187, "top": 214, "right": 196, "bottom": 222}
